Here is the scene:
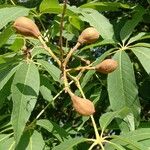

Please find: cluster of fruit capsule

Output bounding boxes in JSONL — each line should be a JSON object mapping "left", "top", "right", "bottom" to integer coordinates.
{"left": 13, "top": 17, "right": 118, "bottom": 116}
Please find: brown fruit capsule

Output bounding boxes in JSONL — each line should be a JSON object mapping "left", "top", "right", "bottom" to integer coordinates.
{"left": 13, "top": 16, "right": 41, "bottom": 38}
{"left": 95, "top": 59, "right": 118, "bottom": 74}
{"left": 78, "top": 27, "right": 99, "bottom": 44}
{"left": 71, "top": 94, "right": 95, "bottom": 116}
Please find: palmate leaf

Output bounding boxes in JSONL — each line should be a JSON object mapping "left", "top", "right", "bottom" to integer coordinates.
{"left": 131, "top": 47, "right": 150, "bottom": 74}
{"left": 11, "top": 62, "right": 40, "bottom": 145}
{"left": 0, "top": 7, "right": 29, "bottom": 30}
{"left": 107, "top": 51, "right": 140, "bottom": 125}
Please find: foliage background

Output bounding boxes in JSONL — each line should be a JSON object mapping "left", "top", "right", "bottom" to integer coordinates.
{"left": 0, "top": 0, "right": 150, "bottom": 149}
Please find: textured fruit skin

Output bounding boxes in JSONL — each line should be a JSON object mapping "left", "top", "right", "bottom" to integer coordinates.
{"left": 78, "top": 27, "right": 99, "bottom": 44}
{"left": 13, "top": 17, "right": 41, "bottom": 38}
{"left": 95, "top": 59, "right": 118, "bottom": 74}
{"left": 71, "top": 95, "right": 95, "bottom": 116}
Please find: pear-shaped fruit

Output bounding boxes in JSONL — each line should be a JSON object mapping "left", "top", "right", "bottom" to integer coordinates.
{"left": 13, "top": 16, "right": 41, "bottom": 38}
{"left": 95, "top": 59, "right": 118, "bottom": 74}
{"left": 71, "top": 94, "right": 95, "bottom": 116}
{"left": 78, "top": 27, "right": 99, "bottom": 44}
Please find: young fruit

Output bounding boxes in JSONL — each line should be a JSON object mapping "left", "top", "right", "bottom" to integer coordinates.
{"left": 78, "top": 27, "right": 99, "bottom": 44}
{"left": 71, "top": 94, "right": 95, "bottom": 116}
{"left": 13, "top": 16, "right": 41, "bottom": 38}
{"left": 95, "top": 59, "right": 118, "bottom": 74}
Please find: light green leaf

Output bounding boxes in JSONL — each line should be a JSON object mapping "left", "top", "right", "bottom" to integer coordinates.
{"left": 127, "top": 32, "right": 146, "bottom": 45}
{"left": 40, "top": 0, "right": 59, "bottom": 12}
{"left": 11, "top": 62, "right": 40, "bottom": 145}
{"left": 38, "top": 60, "right": 61, "bottom": 82}
{"left": 108, "top": 51, "right": 140, "bottom": 125}
{"left": 52, "top": 137, "right": 86, "bottom": 150}
{"left": 37, "top": 119, "right": 68, "bottom": 141}
{"left": 0, "top": 64, "right": 19, "bottom": 91}
{"left": 80, "top": 2, "right": 131, "bottom": 11}
{"left": 131, "top": 47, "right": 150, "bottom": 74}
{"left": 69, "top": 16, "right": 84, "bottom": 30}
{"left": 80, "top": 9, "right": 114, "bottom": 40}
{"left": 0, "top": 7, "right": 29, "bottom": 30}
{"left": 10, "top": 37, "right": 24, "bottom": 52}
{"left": 0, "top": 134, "right": 15, "bottom": 150}
{"left": 132, "top": 43, "right": 150, "bottom": 48}
{"left": 121, "top": 128, "right": 150, "bottom": 142}
{"left": 120, "top": 6, "right": 146, "bottom": 42}
{"left": 111, "top": 135, "right": 148, "bottom": 150}
{"left": 16, "top": 130, "right": 45, "bottom": 150}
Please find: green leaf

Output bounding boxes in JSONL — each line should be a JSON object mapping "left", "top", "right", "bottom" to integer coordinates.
{"left": 0, "top": 134, "right": 15, "bottom": 150}
{"left": 52, "top": 137, "right": 86, "bottom": 150}
{"left": 121, "top": 128, "right": 150, "bottom": 142}
{"left": 127, "top": 32, "right": 146, "bottom": 45}
{"left": 100, "top": 108, "right": 130, "bottom": 131}
{"left": 110, "top": 135, "right": 148, "bottom": 150}
{"left": 40, "top": 0, "right": 59, "bottom": 12}
{"left": 10, "top": 37, "right": 24, "bottom": 52}
{"left": 0, "top": 25, "right": 14, "bottom": 48}
{"left": 80, "top": 39, "right": 115, "bottom": 51}
{"left": 0, "top": 7, "right": 29, "bottom": 30}
{"left": 11, "top": 62, "right": 40, "bottom": 145}
{"left": 80, "top": 9, "right": 114, "bottom": 40}
{"left": 69, "top": 16, "right": 84, "bottom": 30}
{"left": 131, "top": 47, "right": 150, "bottom": 74}
{"left": 80, "top": 2, "right": 131, "bottom": 11}
{"left": 38, "top": 60, "right": 61, "bottom": 82}
{"left": 40, "top": 75, "right": 53, "bottom": 102}
{"left": 16, "top": 130, "right": 45, "bottom": 150}
{"left": 37, "top": 119, "right": 68, "bottom": 141}
{"left": 120, "top": 6, "right": 146, "bottom": 42}
{"left": 108, "top": 51, "right": 140, "bottom": 125}
{"left": 0, "top": 64, "right": 19, "bottom": 91}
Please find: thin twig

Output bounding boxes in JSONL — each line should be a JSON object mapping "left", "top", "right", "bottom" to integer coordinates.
{"left": 63, "top": 42, "right": 81, "bottom": 67}
{"left": 38, "top": 36, "right": 61, "bottom": 67}
{"left": 10, "top": 0, "right": 16, "bottom": 5}
{"left": 59, "top": 0, "right": 68, "bottom": 60}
